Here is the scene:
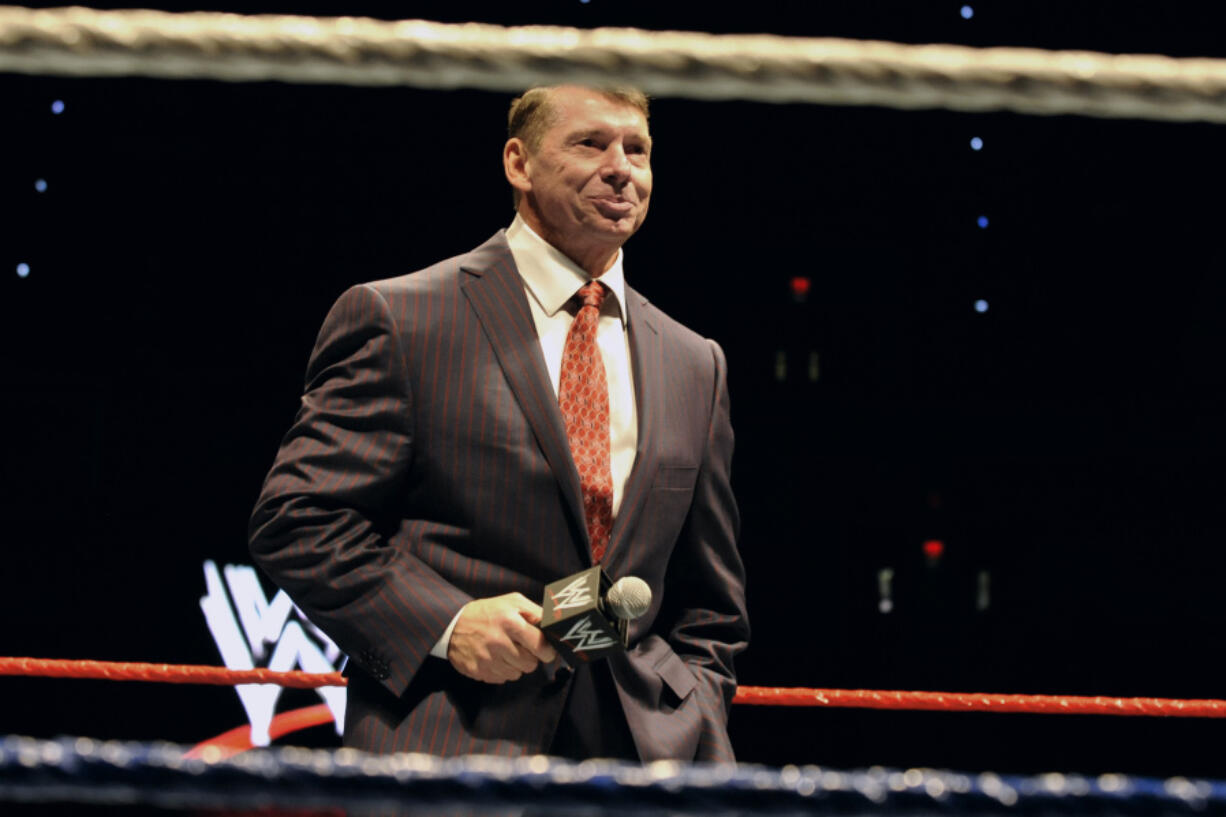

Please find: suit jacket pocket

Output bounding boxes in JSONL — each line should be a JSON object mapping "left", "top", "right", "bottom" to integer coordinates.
{"left": 653, "top": 650, "right": 697, "bottom": 706}
{"left": 652, "top": 465, "right": 698, "bottom": 493}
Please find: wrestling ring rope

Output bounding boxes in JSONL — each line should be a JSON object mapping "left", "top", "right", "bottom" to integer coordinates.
{"left": 6, "top": 657, "right": 1226, "bottom": 719}
{"left": 9, "top": 655, "right": 1226, "bottom": 773}
{"left": 5, "top": 5, "right": 1226, "bottom": 122}
{"left": 5, "top": 734, "right": 1226, "bottom": 815}
{"left": 5, "top": 4, "right": 1225, "bottom": 812}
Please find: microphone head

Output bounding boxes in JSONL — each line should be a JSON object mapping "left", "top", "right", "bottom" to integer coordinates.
{"left": 606, "top": 576, "right": 652, "bottom": 620}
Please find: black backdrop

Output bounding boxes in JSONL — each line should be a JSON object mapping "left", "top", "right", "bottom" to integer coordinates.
{"left": 3, "top": 1, "right": 1226, "bottom": 779}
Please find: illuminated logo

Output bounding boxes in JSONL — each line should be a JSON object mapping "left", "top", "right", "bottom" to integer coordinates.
{"left": 559, "top": 615, "right": 617, "bottom": 653}
{"left": 199, "top": 560, "right": 345, "bottom": 746}
{"left": 550, "top": 575, "right": 595, "bottom": 611}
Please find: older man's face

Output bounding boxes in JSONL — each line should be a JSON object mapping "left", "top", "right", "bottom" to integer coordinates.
{"left": 519, "top": 87, "right": 652, "bottom": 267}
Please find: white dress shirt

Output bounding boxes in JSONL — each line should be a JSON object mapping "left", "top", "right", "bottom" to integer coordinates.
{"left": 431, "top": 215, "right": 639, "bottom": 657}
{"left": 506, "top": 214, "right": 639, "bottom": 512}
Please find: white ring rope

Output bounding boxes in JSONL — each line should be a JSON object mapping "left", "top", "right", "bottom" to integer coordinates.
{"left": 3, "top": 5, "right": 1226, "bottom": 122}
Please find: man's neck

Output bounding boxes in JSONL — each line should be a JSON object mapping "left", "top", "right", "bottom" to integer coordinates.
{"left": 516, "top": 210, "right": 620, "bottom": 278}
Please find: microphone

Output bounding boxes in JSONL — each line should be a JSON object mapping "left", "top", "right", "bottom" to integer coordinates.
{"left": 606, "top": 575, "right": 651, "bottom": 620}
{"left": 539, "top": 567, "right": 652, "bottom": 665}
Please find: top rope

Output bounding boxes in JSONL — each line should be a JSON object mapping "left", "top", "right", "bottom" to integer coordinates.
{"left": 4, "top": 6, "right": 1226, "bottom": 122}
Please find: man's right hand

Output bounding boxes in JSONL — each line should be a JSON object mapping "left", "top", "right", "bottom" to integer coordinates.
{"left": 447, "top": 592, "right": 559, "bottom": 683}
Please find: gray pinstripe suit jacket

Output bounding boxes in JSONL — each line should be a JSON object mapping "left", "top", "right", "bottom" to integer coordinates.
{"left": 249, "top": 231, "right": 749, "bottom": 762}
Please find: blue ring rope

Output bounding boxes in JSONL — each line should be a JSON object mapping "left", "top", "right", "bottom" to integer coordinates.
{"left": 2, "top": 734, "right": 1224, "bottom": 814}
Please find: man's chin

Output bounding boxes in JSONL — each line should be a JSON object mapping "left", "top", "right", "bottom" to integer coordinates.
{"left": 591, "top": 216, "right": 642, "bottom": 239}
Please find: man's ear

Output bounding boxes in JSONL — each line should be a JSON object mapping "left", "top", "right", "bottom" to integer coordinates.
{"left": 503, "top": 138, "right": 532, "bottom": 195}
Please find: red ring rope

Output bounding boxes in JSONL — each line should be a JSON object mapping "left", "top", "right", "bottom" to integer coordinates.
{"left": 0, "top": 657, "right": 341, "bottom": 689}
{"left": 4, "top": 657, "right": 1225, "bottom": 717}
{"left": 732, "top": 686, "right": 1226, "bottom": 716}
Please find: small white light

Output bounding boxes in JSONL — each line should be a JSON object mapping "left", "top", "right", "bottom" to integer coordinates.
{"left": 50, "top": 99, "right": 65, "bottom": 115}
{"left": 17, "top": 262, "right": 31, "bottom": 278}
{"left": 877, "top": 567, "right": 894, "bottom": 614}
{"left": 34, "top": 179, "right": 48, "bottom": 193}
{"left": 960, "top": 5, "right": 974, "bottom": 19}
{"left": 970, "top": 136, "right": 984, "bottom": 151}
{"left": 977, "top": 215, "right": 990, "bottom": 229}
{"left": 975, "top": 299, "right": 989, "bottom": 313}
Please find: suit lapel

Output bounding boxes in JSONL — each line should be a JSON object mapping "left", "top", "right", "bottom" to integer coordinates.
{"left": 458, "top": 234, "right": 588, "bottom": 551}
{"left": 606, "top": 285, "right": 661, "bottom": 562}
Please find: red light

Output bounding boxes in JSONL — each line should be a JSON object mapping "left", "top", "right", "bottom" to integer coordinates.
{"left": 789, "top": 276, "right": 812, "bottom": 297}
{"left": 923, "top": 539, "right": 945, "bottom": 560}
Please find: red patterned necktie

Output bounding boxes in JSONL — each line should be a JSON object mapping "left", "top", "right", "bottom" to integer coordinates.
{"left": 558, "top": 280, "right": 613, "bottom": 563}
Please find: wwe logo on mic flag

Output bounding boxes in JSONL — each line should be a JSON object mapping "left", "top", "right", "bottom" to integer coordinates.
{"left": 560, "top": 615, "right": 618, "bottom": 652}
{"left": 551, "top": 574, "right": 597, "bottom": 611}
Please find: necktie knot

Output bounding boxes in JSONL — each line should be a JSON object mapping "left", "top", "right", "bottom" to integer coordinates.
{"left": 577, "top": 280, "right": 606, "bottom": 312}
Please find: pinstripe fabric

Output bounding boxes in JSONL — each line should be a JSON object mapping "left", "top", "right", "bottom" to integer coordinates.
{"left": 250, "top": 232, "right": 748, "bottom": 761}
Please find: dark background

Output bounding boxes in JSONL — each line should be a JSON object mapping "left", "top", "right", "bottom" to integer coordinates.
{"left": 3, "top": 0, "right": 1226, "bottom": 779}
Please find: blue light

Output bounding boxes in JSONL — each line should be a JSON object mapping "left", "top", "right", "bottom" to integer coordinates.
{"left": 34, "top": 179, "right": 48, "bottom": 193}
{"left": 16, "top": 263, "right": 30, "bottom": 278}
{"left": 50, "top": 99, "right": 65, "bottom": 115}
{"left": 975, "top": 299, "right": 989, "bottom": 313}
{"left": 970, "top": 136, "right": 984, "bottom": 151}
{"left": 961, "top": 5, "right": 974, "bottom": 19}
{"left": 977, "top": 215, "right": 990, "bottom": 229}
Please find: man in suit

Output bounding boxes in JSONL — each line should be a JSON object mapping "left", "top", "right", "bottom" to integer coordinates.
{"left": 249, "top": 85, "right": 748, "bottom": 762}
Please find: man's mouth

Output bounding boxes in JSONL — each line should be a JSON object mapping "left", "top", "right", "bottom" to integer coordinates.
{"left": 592, "top": 197, "right": 634, "bottom": 218}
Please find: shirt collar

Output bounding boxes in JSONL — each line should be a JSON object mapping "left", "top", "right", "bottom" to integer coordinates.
{"left": 506, "top": 213, "right": 629, "bottom": 327}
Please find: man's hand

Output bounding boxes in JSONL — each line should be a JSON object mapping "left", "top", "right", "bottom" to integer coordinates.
{"left": 447, "top": 593, "right": 559, "bottom": 683}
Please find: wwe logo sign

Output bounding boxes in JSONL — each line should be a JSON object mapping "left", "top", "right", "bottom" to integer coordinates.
{"left": 560, "top": 615, "right": 618, "bottom": 654}
{"left": 199, "top": 561, "right": 345, "bottom": 746}
{"left": 550, "top": 574, "right": 595, "bottom": 611}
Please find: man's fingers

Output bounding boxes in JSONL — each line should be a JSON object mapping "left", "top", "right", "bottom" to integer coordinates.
{"left": 448, "top": 593, "right": 557, "bottom": 683}
{"left": 467, "top": 632, "right": 537, "bottom": 676}
{"left": 506, "top": 615, "right": 558, "bottom": 663}
{"left": 506, "top": 592, "right": 545, "bottom": 625}
{"left": 497, "top": 640, "right": 540, "bottom": 674}
{"left": 530, "top": 636, "right": 559, "bottom": 664}
{"left": 485, "top": 663, "right": 518, "bottom": 684}
{"left": 454, "top": 646, "right": 525, "bottom": 684}
{"left": 498, "top": 592, "right": 559, "bottom": 662}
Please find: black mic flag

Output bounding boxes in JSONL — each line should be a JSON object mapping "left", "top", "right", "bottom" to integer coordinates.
{"left": 540, "top": 566, "right": 642, "bottom": 665}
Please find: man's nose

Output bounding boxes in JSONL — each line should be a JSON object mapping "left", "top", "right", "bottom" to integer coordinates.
{"left": 601, "top": 145, "right": 632, "bottom": 184}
